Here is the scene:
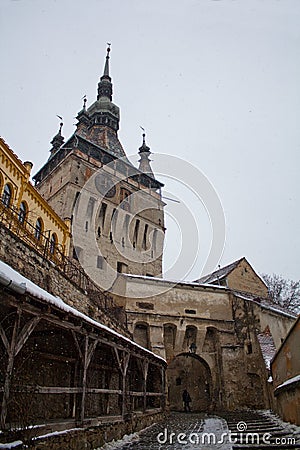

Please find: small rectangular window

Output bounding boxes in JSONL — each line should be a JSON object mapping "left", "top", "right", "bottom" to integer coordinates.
{"left": 117, "top": 261, "right": 128, "bottom": 273}
{"left": 86, "top": 197, "right": 96, "bottom": 217}
{"left": 137, "top": 302, "right": 154, "bottom": 310}
{"left": 97, "top": 256, "right": 104, "bottom": 270}
{"left": 185, "top": 309, "right": 196, "bottom": 314}
{"left": 73, "top": 246, "right": 82, "bottom": 261}
{"left": 99, "top": 203, "right": 107, "bottom": 228}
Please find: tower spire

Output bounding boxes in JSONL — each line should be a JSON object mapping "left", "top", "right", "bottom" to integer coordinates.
{"left": 97, "top": 44, "right": 113, "bottom": 101}
{"left": 49, "top": 119, "right": 64, "bottom": 158}
{"left": 103, "top": 43, "right": 111, "bottom": 78}
{"left": 138, "top": 132, "right": 154, "bottom": 177}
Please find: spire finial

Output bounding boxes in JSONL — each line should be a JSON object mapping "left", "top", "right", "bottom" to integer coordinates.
{"left": 97, "top": 44, "right": 113, "bottom": 101}
{"left": 138, "top": 130, "right": 154, "bottom": 177}
{"left": 56, "top": 115, "right": 63, "bottom": 134}
{"left": 50, "top": 116, "right": 65, "bottom": 157}
{"left": 82, "top": 95, "right": 87, "bottom": 110}
{"left": 139, "top": 127, "right": 150, "bottom": 153}
{"left": 103, "top": 43, "right": 111, "bottom": 78}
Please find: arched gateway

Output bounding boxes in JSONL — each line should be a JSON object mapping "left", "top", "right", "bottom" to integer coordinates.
{"left": 167, "top": 353, "right": 212, "bottom": 411}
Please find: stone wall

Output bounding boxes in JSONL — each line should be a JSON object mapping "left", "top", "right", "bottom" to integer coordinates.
{"left": 4, "top": 411, "right": 166, "bottom": 449}
{"left": 0, "top": 223, "right": 129, "bottom": 337}
{"left": 271, "top": 317, "right": 300, "bottom": 425}
{"left": 227, "top": 258, "right": 268, "bottom": 297}
{"left": 119, "top": 275, "right": 275, "bottom": 411}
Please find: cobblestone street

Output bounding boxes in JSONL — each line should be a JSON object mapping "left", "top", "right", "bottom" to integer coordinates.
{"left": 101, "top": 411, "right": 300, "bottom": 450}
{"left": 102, "top": 412, "right": 232, "bottom": 450}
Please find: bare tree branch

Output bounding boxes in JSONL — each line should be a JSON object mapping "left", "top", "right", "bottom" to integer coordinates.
{"left": 261, "top": 273, "right": 300, "bottom": 314}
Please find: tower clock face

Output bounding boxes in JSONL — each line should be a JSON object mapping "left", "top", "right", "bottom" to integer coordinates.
{"left": 95, "top": 174, "right": 116, "bottom": 198}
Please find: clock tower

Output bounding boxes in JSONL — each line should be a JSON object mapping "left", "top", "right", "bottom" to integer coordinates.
{"left": 33, "top": 46, "right": 165, "bottom": 283}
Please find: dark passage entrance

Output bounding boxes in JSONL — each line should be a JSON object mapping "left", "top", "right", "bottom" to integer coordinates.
{"left": 167, "top": 353, "right": 212, "bottom": 411}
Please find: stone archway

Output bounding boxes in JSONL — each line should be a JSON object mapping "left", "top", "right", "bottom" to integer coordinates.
{"left": 167, "top": 353, "right": 212, "bottom": 411}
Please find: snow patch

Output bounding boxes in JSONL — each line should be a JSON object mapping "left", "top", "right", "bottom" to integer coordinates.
{"left": 0, "top": 441, "right": 23, "bottom": 449}
{"left": 94, "top": 432, "right": 140, "bottom": 449}
{"left": 33, "top": 427, "right": 84, "bottom": 440}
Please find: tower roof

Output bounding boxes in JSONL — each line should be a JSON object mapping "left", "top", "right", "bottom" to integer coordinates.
{"left": 97, "top": 44, "right": 113, "bottom": 101}
{"left": 49, "top": 121, "right": 64, "bottom": 158}
{"left": 138, "top": 133, "right": 154, "bottom": 177}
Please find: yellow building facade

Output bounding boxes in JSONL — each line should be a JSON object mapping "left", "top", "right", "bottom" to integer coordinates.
{"left": 0, "top": 137, "right": 70, "bottom": 261}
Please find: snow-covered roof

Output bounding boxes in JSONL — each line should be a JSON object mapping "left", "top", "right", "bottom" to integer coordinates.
{"left": 123, "top": 273, "right": 228, "bottom": 290}
{"left": 275, "top": 374, "right": 300, "bottom": 392}
{"left": 0, "top": 260, "right": 166, "bottom": 364}
{"left": 233, "top": 291, "right": 297, "bottom": 319}
{"left": 194, "top": 258, "right": 244, "bottom": 284}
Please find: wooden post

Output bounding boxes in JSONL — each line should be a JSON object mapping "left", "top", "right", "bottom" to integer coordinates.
{"left": 122, "top": 353, "right": 130, "bottom": 418}
{"left": 0, "top": 310, "right": 40, "bottom": 429}
{"left": 79, "top": 335, "right": 98, "bottom": 424}
{"left": 142, "top": 360, "right": 149, "bottom": 413}
{"left": 161, "top": 366, "right": 166, "bottom": 410}
{"left": 114, "top": 348, "right": 130, "bottom": 419}
{"left": 80, "top": 336, "right": 89, "bottom": 424}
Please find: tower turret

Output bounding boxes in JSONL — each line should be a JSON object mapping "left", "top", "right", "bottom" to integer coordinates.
{"left": 49, "top": 121, "right": 64, "bottom": 158}
{"left": 138, "top": 133, "right": 154, "bottom": 177}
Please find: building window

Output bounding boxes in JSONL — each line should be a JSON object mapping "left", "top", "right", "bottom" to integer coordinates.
{"left": 133, "top": 219, "right": 140, "bottom": 249}
{"left": 123, "top": 214, "right": 130, "bottom": 242}
{"left": 153, "top": 228, "right": 158, "bottom": 254}
{"left": 50, "top": 234, "right": 57, "bottom": 254}
{"left": 111, "top": 208, "right": 118, "bottom": 236}
{"left": 2, "top": 184, "right": 12, "bottom": 207}
{"left": 142, "top": 224, "right": 149, "bottom": 250}
{"left": 120, "top": 188, "right": 130, "bottom": 202}
{"left": 97, "top": 255, "right": 104, "bottom": 269}
{"left": 86, "top": 197, "right": 96, "bottom": 217}
{"left": 99, "top": 202, "right": 107, "bottom": 229}
{"left": 18, "top": 201, "right": 27, "bottom": 224}
{"left": 117, "top": 261, "right": 128, "bottom": 274}
{"left": 185, "top": 309, "right": 196, "bottom": 315}
{"left": 73, "top": 246, "right": 82, "bottom": 261}
{"left": 35, "top": 218, "right": 43, "bottom": 241}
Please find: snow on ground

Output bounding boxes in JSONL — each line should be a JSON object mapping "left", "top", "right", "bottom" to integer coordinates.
{"left": 94, "top": 432, "right": 140, "bottom": 450}
{"left": 33, "top": 427, "right": 84, "bottom": 441}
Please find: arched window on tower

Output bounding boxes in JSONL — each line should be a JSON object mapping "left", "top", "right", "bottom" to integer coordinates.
{"left": 2, "top": 184, "right": 12, "bottom": 207}
{"left": 133, "top": 219, "right": 140, "bottom": 249}
{"left": 111, "top": 208, "right": 118, "bottom": 237}
{"left": 133, "top": 322, "right": 150, "bottom": 349}
{"left": 35, "top": 218, "right": 43, "bottom": 241}
{"left": 142, "top": 224, "right": 149, "bottom": 250}
{"left": 18, "top": 201, "right": 27, "bottom": 224}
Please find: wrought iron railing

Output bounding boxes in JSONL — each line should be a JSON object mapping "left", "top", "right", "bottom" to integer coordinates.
{"left": 0, "top": 201, "right": 127, "bottom": 329}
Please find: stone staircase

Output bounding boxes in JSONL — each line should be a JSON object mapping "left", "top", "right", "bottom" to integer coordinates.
{"left": 219, "top": 410, "right": 300, "bottom": 450}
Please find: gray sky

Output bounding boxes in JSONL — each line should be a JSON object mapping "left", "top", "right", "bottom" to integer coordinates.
{"left": 1, "top": 0, "right": 300, "bottom": 281}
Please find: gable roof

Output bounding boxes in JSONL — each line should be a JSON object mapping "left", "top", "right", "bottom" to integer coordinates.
{"left": 195, "top": 257, "right": 245, "bottom": 285}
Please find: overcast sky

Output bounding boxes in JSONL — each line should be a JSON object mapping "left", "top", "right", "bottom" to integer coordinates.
{"left": 1, "top": 0, "right": 300, "bottom": 281}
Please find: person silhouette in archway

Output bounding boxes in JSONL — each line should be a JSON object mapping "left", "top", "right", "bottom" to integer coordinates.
{"left": 182, "top": 389, "right": 191, "bottom": 412}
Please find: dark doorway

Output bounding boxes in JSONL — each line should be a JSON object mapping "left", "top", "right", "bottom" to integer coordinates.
{"left": 167, "top": 353, "right": 212, "bottom": 411}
